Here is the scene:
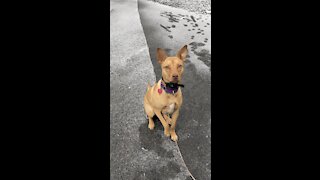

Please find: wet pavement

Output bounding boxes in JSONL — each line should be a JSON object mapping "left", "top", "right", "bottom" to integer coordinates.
{"left": 138, "top": 0, "right": 212, "bottom": 179}
{"left": 110, "top": 0, "right": 195, "bottom": 179}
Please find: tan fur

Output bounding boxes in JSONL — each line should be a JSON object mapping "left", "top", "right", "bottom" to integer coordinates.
{"left": 143, "top": 45, "right": 188, "bottom": 142}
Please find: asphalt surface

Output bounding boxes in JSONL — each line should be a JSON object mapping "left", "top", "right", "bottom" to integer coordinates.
{"left": 149, "top": 0, "right": 211, "bottom": 14}
{"left": 110, "top": 0, "right": 194, "bottom": 179}
{"left": 138, "top": 0, "right": 212, "bottom": 179}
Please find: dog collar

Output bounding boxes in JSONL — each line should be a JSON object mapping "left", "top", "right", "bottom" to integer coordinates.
{"left": 161, "top": 77, "right": 184, "bottom": 94}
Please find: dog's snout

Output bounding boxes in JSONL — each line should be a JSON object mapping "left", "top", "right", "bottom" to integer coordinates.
{"left": 172, "top": 75, "right": 179, "bottom": 83}
{"left": 173, "top": 75, "right": 178, "bottom": 79}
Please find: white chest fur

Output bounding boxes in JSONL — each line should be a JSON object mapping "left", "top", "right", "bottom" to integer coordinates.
{"left": 166, "top": 103, "right": 175, "bottom": 114}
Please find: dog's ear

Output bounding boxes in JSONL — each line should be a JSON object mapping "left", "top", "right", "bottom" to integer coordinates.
{"left": 157, "top": 48, "right": 167, "bottom": 64}
{"left": 176, "top": 45, "right": 188, "bottom": 61}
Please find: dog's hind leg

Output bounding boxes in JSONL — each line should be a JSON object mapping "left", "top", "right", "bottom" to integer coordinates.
{"left": 144, "top": 100, "right": 155, "bottom": 130}
{"left": 147, "top": 116, "right": 155, "bottom": 130}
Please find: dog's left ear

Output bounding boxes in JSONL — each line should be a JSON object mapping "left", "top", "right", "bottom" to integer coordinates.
{"left": 176, "top": 45, "right": 188, "bottom": 61}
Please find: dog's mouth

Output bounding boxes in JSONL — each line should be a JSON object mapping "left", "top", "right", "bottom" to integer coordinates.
{"left": 171, "top": 79, "right": 179, "bottom": 83}
{"left": 162, "top": 77, "right": 178, "bottom": 84}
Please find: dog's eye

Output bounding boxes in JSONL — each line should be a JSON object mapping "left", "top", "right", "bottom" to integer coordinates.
{"left": 164, "top": 66, "right": 170, "bottom": 69}
{"left": 178, "top": 64, "right": 182, "bottom": 68}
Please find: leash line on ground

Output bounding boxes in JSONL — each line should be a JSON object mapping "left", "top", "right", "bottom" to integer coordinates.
{"left": 175, "top": 141, "right": 196, "bottom": 180}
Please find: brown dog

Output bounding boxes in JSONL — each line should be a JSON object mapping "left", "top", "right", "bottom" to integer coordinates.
{"left": 143, "top": 45, "right": 188, "bottom": 142}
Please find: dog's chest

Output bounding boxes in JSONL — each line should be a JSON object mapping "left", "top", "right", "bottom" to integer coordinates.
{"left": 164, "top": 103, "right": 175, "bottom": 114}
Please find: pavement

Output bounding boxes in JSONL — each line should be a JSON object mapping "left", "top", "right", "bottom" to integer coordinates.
{"left": 110, "top": 0, "right": 196, "bottom": 179}
{"left": 138, "top": 0, "right": 212, "bottom": 179}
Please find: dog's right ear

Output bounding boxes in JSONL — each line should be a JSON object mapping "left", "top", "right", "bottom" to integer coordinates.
{"left": 157, "top": 48, "right": 167, "bottom": 64}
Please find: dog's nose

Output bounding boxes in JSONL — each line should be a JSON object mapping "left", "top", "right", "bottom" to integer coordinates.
{"left": 173, "top": 75, "right": 178, "bottom": 79}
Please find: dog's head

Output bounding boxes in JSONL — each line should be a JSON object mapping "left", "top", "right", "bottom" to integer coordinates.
{"left": 156, "top": 45, "right": 188, "bottom": 84}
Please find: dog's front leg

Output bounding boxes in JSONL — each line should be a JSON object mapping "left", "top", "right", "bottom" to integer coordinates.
{"left": 154, "top": 110, "right": 170, "bottom": 137}
{"left": 162, "top": 113, "right": 172, "bottom": 125}
{"left": 170, "top": 110, "right": 180, "bottom": 142}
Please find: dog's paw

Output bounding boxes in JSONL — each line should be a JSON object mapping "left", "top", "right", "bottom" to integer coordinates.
{"left": 148, "top": 122, "right": 155, "bottom": 130}
{"left": 164, "top": 129, "right": 170, "bottom": 137}
{"left": 170, "top": 132, "right": 178, "bottom": 142}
